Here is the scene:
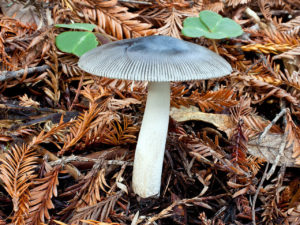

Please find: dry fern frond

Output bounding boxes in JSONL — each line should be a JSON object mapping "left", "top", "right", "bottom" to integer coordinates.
{"left": 203, "top": 1, "right": 224, "bottom": 12}
{"left": 285, "top": 110, "right": 300, "bottom": 164}
{"left": 279, "top": 70, "right": 300, "bottom": 91}
{"left": 237, "top": 75, "right": 299, "bottom": 105}
{"left": 274, "top": 46, "right": 300, "bottom": 62}
{"left": 69, "top": 191, "right": 123, "bottom": 224}
{"left": 59, "top": 160, "right": 110, "bottom": 215}
{"left": 19, "top": 94, "right": 40, "bottom": 107}
{"left": 230, "top": 97, "right": 280, "bottom": 136}
{"left": 44, "top": 57, "right": 61, "bottom": 107}
{"left": 79, "top": 220, "right": 121, "bottom": 225}
{"left": 242, "top": 29, "right": 300, "bottom": 54}
{"left": 107, "top": 98, "right": 141, "bottom": 111}
{"left": 26, "top": 166, "right": 61, "bottom": 225}
{"left": 0, "top": 16, "right": 36, "bottom": 70}
{"left": 60, "top": 101, "right": 101, "bottom": 155}
{"left": 102, "top": 117, "right": 138, "bottom": 145}
{"left": 184, "top": 134, "right": 222, "bottom": 167}
{"left": 0, "top": 117, "right": 71, "bottom": 224}
{"left": 279, "top": 16, "right": 300, "bottom": 35}
{"left": 261, "top": 166, "right": 286, "bottom": 223}
{"left": 241, "top": 43, "right": 294, "bottom": 54}
{"left": 171, "top": 84, "right": 191, "bottom": 108}
{"left": 72, "top": 0, "right": 155, "bottom": 39}
{"left": 84, "top": 111, "right": 120, "bottom": 147}
{"left": 157, "top": 9, "right": 183, "bottom": 38}
{"left": 190, "top": 89, "right": 238, "bottom": 112}
{"left": 229, "top": 120, "right": 249, "bottom": 171}
{"left": 0, "top": 144, "right": 38, "bottom": 225}
{"left": 226, "top": 0, "right": 252, "bottom": 8}
{"left": 178, "top": 132, "right": 247, "bottom": 175}
{"left": 258, "top": 0, "right": 273, "bottom": 21}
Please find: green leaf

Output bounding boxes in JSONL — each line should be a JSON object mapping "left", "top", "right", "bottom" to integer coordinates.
{"left": 55, "top": 31, "right": 98, "bottom": 56}
{"left": 214, "top": 18, "right": 243, "bottom": 38}
{"left": 55, "top": 23, "right": 96, "bottom": 31}
{"left": 182, "top": 10, "right": 243, "bottom": 39}
{"left": 199, "top": 10, "right": 222, "bottom": 32}
{"left": 182, "top": 17, "right": 209, "bottom": 37}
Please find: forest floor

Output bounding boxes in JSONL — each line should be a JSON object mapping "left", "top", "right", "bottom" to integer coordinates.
{"left": 0, "top": 0, "right": 300, "bottom": 224}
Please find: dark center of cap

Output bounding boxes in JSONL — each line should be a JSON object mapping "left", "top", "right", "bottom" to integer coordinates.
{"left": 78, "top": 35, "right": 232, "bottom": 82}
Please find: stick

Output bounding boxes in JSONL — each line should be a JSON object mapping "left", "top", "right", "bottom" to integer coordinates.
{"left": 252, "top": 162, "right": 269, "bottom": 225}
{"left": 258, "top": 108, "right": 286, "bottom": 144}
{"left": 0, "top": 65, "right": 50, "bottom": 81}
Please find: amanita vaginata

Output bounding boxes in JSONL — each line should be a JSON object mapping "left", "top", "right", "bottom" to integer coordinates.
{"left": 78, "top": 35, "right": 232, "bottom": 198}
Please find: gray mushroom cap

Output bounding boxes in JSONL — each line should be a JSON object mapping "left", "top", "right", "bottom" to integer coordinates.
{"left": 78, "top": 35, "right": 232, "bottom": 82}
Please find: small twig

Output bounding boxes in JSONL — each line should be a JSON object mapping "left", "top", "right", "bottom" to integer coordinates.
{"left": 118, "top": 0, "right": 152, "bottom": 5}
{"left": 266, "top": 114, "right": 288, "bottom": 180}
{"left": 252, "top": 162, "right": 269, "bottom": 225}
{"left": 244, "top": 7, "right": 268, "bottom": 30}
{"left": 69, "top": 73, "right": 84, "bottom": 111}
{"left": 0, "top": 65, "right": 50, "bottom": 81}
{"left": 49, "top": 155, "right": 133, "bottom": 166}
{"left": 146, "top": 194, "right": 229, "bottom": 224}
{"left": 258, "top": 108, "right": 287, "bottom": 144}
{"left": 38, "top": 147, "right": 82, "bottom": 180}
{"left": 256, "top": 10, "right": 300, "bottom": 16}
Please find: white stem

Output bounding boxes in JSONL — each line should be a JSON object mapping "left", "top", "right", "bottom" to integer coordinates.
{"left": 132, "top": 82, "right": 170, "bottom": 198}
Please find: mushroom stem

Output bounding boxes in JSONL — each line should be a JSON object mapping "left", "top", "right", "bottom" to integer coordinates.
{"left": 132, "top": 81, "right": 170, "bottom": 198}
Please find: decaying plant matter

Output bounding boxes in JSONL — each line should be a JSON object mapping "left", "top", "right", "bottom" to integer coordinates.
{"left": 0, "top": 0, "right": 300, "bottom": 224}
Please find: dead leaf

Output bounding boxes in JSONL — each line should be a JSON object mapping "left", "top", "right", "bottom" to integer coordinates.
{"left": 170, "top": 106, "right": 234, "bottom": 137}
{"left": 248, "top": 133, "right": 300, "bottom": 168}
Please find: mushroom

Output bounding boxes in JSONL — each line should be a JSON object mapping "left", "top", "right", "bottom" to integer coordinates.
{"left": 78, "top": 35, "right": 232, "bottom": 198}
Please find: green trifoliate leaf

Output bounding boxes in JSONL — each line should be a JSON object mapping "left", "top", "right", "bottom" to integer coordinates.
{"left": 182, "top": 10, "right": 243, "bottom": 39}
{"left": 55, "top": 31, "right": 98, "bottom": 57}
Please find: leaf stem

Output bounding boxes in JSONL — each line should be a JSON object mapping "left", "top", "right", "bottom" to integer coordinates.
{"left": 212, "top": 39, "right": 219, "bottom": 55}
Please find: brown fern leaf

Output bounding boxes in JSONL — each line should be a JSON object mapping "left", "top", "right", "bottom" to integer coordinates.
{"left": 171, "top": 84, "right": 191, "bottom": 108}
{"left": 185, "top": 135, "right": 221, "bottom": 166}
{"left": 102, "top": 117, "right": 138, "bottom": 145}
{"left": 157, "top": 9, "right": 183, "bottom": 38}
{"left": 190, "top": 89, "right": 238, "bottom": 112}
{"left": 60, "top": 102, "right": 101, "bottom": 155}
{"left": 258, "top": 0, "right": 273, "bottom": 21}
{"left": 73, "top": 0, "right": 155, "bottom": 39}
{"left": 107, "top": 97, "right": 142, "bottom": 111}
{"left": 278, "top": 16, "right": 300, "bottom": 35}
{"left": 68, "top": 191, "right": 123, "bottom": 224}
{"left": 203, "top": 1, "right": 224, "bottom": 12}
{"left": 261, "top": 166, "right": 286, "bottom": 223}
{"left": 25, "top": 166, "right": 60, "bottom": 225}
{"left": 0, "top": 16, "right": 37, "bottom": 70}
{"left": 80, "top": 220, "right": 121, "bottom": 225}
{"left": 238, "top": 75, "right": 299, "bottom": 105}
{"left": 241, "top": 29, "right": 300, "bottom": 54}
{"left": 226, "top": 0, "right": 252, "bottom": 8}
{"left": 0, "top": 144, "right": 38, "bottom": 225}
{"left": 230, "top": 120, "right": 250, "bottom": 171}
{"left": 241, "top": 43, "right": 294, "bottom": 54}
{"left": 84, "top": 111, "right": 120, "bottom": 147}
{"left": 59, "top": 160, "right": 110, "bottom": 216}
{"left": 285, "top": 110, "right": 300, "bottom": 164}
{"left": 98, "top": 77, "right": 146, "bottom": 97}
{"left": 279, "top": 70, "right": 300, "bottom": 91}
{"left": 230, "top": 97, "right": 281, "bottom": 136}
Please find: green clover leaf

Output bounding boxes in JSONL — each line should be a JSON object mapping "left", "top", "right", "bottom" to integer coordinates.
{"left": 55, "top": 23, "right": 98, "bottom": 56}
{"left": 182, "top": 10, "right": 243, "bottom": 39}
